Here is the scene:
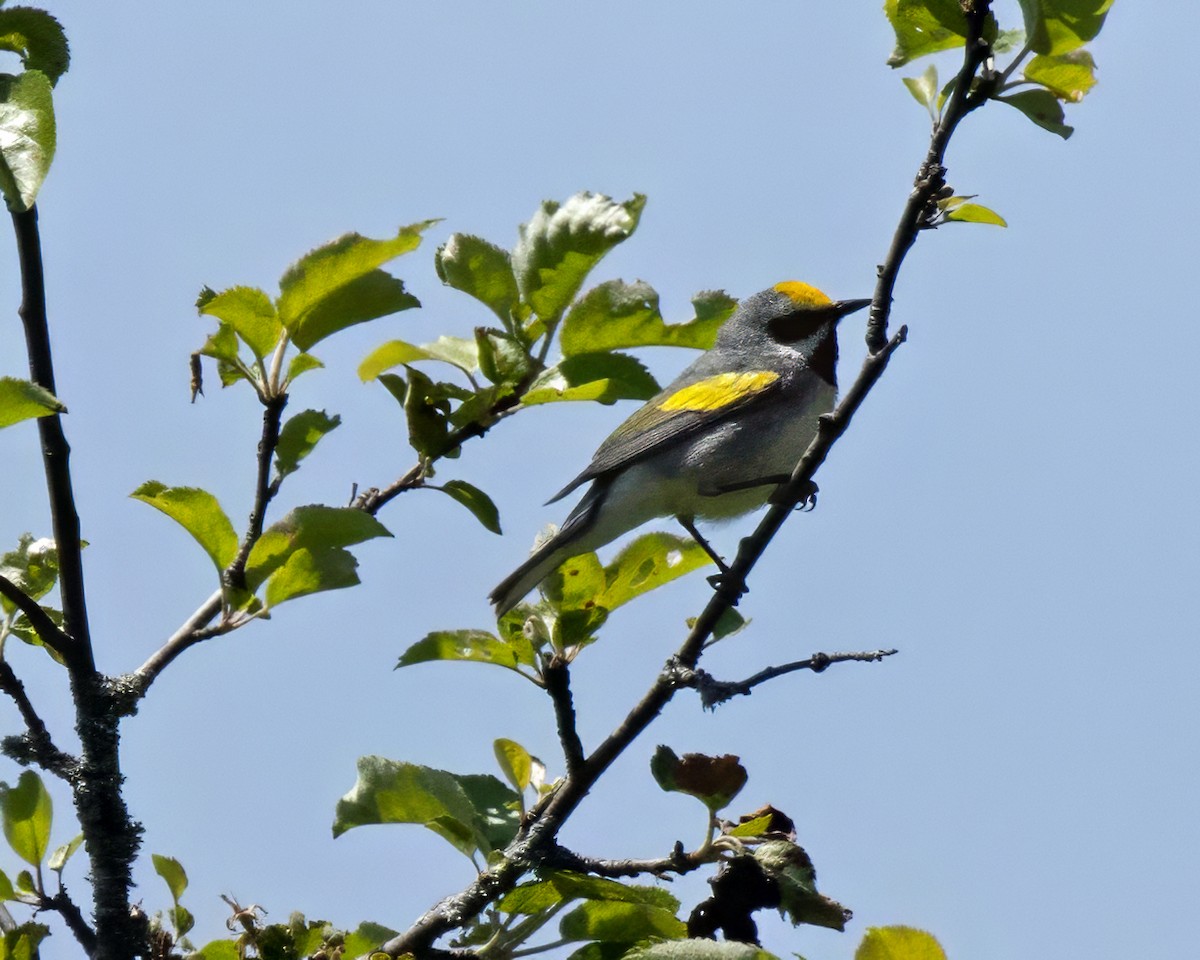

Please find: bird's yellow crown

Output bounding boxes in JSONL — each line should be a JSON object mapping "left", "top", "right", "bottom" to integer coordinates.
{"left": 773, "top": 280, "right": 832, "bottom": 308}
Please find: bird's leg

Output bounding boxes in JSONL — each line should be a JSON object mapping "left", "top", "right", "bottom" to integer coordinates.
{"left": 676, "top": 515, "right": 748, "bottom": 605}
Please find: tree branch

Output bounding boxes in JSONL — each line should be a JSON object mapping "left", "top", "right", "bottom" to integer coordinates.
{"left": 866, "top": 0, "right": 996, "bottom": 353}
{"left": 10, "top": 207, "right": 94, "bottom": 677}
{"left": 542, "top": 658, "right": 586, "bottom": 775}
{"left": 43, "top": 885, "right": 98, "bottom": 957}
{"left": 0, "top": 660, "right": 78, "bottom": 779}
{"left": 0, "top": 573, "right": 71, "bottom": 659}
{"left": 679, "top": 648, "right": 899, "bottom": 709}
{"left": 226, "top": 395, "right": 288, "bottom": 589}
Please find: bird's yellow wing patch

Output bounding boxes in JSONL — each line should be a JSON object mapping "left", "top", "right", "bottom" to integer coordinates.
{"left": 659, "top": 371, "right": 780, "bottom": 412}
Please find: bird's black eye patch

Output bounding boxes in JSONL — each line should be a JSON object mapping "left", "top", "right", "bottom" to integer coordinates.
{"left": 767, "top": 305, "right": 840, "bottom": 342}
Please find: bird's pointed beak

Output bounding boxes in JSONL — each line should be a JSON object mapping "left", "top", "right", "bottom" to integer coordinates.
{"left": 833, "top": 298, "right": 872, "bottom": 319}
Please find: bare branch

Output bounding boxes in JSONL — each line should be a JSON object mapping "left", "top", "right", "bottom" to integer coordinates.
{"left": 680, "top": 649, "right": 899, "bottom": 709}
{"left": 542, "top": 658, "right": 585, "bottom": 775}
{"left": 226, "top": 395, "right": 288, "bottom": 589}
{"left": 0, "top": 572, "right": 71, "bottom": 658}
{"left": 43, "top": 886, "right": 98, "bottom": 957}
{"left": 10, "top": 207, "right": 94, "bottom": 677}
{"left": 0, "top": 661, "right": 77, "bottom": 779}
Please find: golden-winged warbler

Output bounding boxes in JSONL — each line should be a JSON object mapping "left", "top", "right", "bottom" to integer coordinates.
{"left": 490, "top": 281, "right": 870, "bottom": 615}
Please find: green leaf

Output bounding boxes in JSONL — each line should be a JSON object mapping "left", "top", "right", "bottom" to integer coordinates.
{"left": 152, "top": 854, "right": 188, "bottom": 903}
{"left": 559, "top": 900, "right": 686, "bottom": 943}
{"left": 997, "top": 88, "right": 1074, "bottom": 138}
{"left": 197, "top": 320, "right": 241, "bottom": 364}
{"left": 396, "top": 629, "right": 536, "bottom": 672}
{"left": 432, "top": 480, "right": 502, "bottom": 535}
{"left": 358, "top": 335, "right": 478, "bottom": 381}
{"left": 0, "top": 69, "right": 55, "bottom": 211}
{"left": 902, "top": 64, "right": 939, "bottom": 118}
{"left": 754, "top": 841, "right": 850, "bottom": 931}
{"left": 290, "top": 270, "right": 420, "bottom": 352}
{"left": 341, "top": 922, "right": 400, "bottom": 959}
{"left": 475, "top": 330, "right": 532, "bottom": 386}
{"left": 244, "top": 505, "right": 391, "bottom": 594}
{"left": 46, "top": 833, "right": 82, "bottom": 874}
{"left": 0, "top": 869, "right": 14, "bottom": 901}
{"left": 199, "top": 286, "right": 280, "bottom": 360}
{"left": 690, "top": 606, "right": 749, "bottom": 643}
{"left": 942, "top": 201, "right": 1007, "bottom": 226}
{"left": 0, "top": 8, "right": 70, "bottom": 85}
{"left": 649, "top": 746, "right": 747, "bottom": 812}
{"left": 191, "top": 940, "right": 241, "bottom": 960}
{"left": 170, "top": 904, "right": 195, "bottom": 938}
{"left": 0, "top": 376, "right": 64, "bottom": 428}
{"left": 494, "top": 738, "right": 532, "bottom": 792}
{"left": 130, "top": 481, "right": 239, "bottom": 572}
{"left": 512, "top": 193, "right": 645, "bottom": 323}
{"left": 275, "top": 409, "right": 341, "bottom": 477}
{"left": 0, "top": 923, "right": 51, "bottom": 960}
{"left": 0, "top": 534, "right": 60, "bottom": 611}
{"left": 398, "top": 366, "right": 453, "bottom": 458}
{"left": 624, "top": 941, "right": 778, "bottom": 960}
{"left": 560, "top": 280, "right": 730, "bottom": 355}
{"left": 435, "top": 233, "right": 520, "bottom": 326}
{"left": 522, "top": 352, "right": 658, "bottom": 406}
{"left": 263, "top": 546, "right": 358, "bottom": 606}
{"left": 727, "top": 813, "right": 774, "bottom": 838}
{"left": 855, "top": 926, "right": 948, "bottom": 960}
{"left": 1023, "top": 50, "right": 1097, "bottom": 102}
{"left": 276, "top": 224, "right": 434, "bottom": 349}
{"left": 599, "top": 533, "right": 713, "bottom": 612}
{"left": 284, "top": 351, "right": 324, "bottom": 385}
{"left": 1017, "top": 0, "right": 1113, "bottom": 55}
{"left": 884, "top": 0, "right": 970, "bottom": 67}
{"left": 332, "top": 756, "right": 520, "bottom": 859}
{"left": 0, "top": 771, "right": 51, "bottom": 867}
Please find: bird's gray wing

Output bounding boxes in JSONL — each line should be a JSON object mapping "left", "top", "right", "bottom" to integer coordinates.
{"left": 545, "top": 369, "right": 785, "bottom": 504}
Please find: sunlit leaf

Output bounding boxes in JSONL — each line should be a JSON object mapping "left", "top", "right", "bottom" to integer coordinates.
{"left": 998, "top": 88, "right": 1074, "bottom": 138}
{"left": 855, "top": 925, "right": 948, "bottom": 960}
{"left": 332, "top": 756, "right": 520, "bottom": 859}
{"left": 152, "top": 854, "right": 188, "bottom": 903}
{"left": 560, "top": 280, "right": 731, "bottom": 355}
{"left": 275, "top": 409, "right": 341, "bottom": 477}
{"left": 494, "top": 738, "right": 532, "bottom": 792}
{"left": 0, "top": 7, "right": 70, "bottom": 84}
{"left": 245, "top": 505, "right": 390, "bottom": 594}
{"left": 0, "top": 70, "right": 56, "bottom": 211}
{"left": 1024, "top": 50, "right": 1097, "bottom": 102}
{"left": 130, "top": 481, "right": 239, "bottom": 572}
{"left": 358, "top": 335, "right": 478, "bottom": 381}
{"left": 434, "top": 480, "right": 502, "bottom": 535}
{"left": 277, "top": 223, "right": 435, "bottom": 349}
{"left": 600, "top": 533, "right": 712, "bottom": 611}
{"left": 624, "top": 941, "right": 777, "bottom": 960}
{"left": 0, "top": 377, "right": 64, "bottom": 429}
{"left": 396, "top": 629, "right": 536, "bottom": 672}
{"left": 559, "top": 900, "right": 686, "bottom": 943}
{"left": 198, "top": 286, "right": 280, "bottom": 360}
{"left": 435, "top": 233, "right": 520, "bottom": 326}
{"left": 46, "top": 833, "right": 81, "bottom": 873}
{"left": 522, "top": 352, "right": 658, "bottom": 406}
{"left": 512, "top": 193, "right": 645, "bottom": 323}
{"left": 1017, "top": 0, "right": 1113, "bottom": 55}
{"left": 902, "top": 64, "right": 939, "bottom": 118}
{"left": 884, "top": 0, "right": 970, "bottom": 67}
{"left": 0, "top": 771, "right": 52, "bottom": 867}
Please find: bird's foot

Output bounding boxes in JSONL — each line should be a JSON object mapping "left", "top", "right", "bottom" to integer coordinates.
{"left": 768, "top": 478, "right": 819, "bottom": 510}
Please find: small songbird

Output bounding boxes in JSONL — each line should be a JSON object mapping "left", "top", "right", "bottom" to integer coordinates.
{"left": 489, "top": 281, "right": 870, "bottom": 615}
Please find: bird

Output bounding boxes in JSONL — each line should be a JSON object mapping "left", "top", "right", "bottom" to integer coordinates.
{"left": 489, "top": 281, "right": 871, "bottom": 616}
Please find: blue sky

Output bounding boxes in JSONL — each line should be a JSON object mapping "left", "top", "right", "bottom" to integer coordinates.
{"left": 1, "top": 3, "right": 1196, "bottom": 959}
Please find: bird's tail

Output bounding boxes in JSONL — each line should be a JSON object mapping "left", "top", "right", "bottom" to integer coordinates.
{"left": 489, "top": 486, "right": 602, "bottom": 616}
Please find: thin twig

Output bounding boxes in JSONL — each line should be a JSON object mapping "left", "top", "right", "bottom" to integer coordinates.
{"left": 541, "top": 840, "right": 701, "bottom": 879}
{"left": 0, "top": 573, "right": 71, "bottom": 657}
{"left": 680, "top": 649, "right": 899, "bottom": 709}
{"left": 0, "top": 661, "right": 78, "bottom": 778}
{"left": 44, "top": 886, "right": 98, "bottom": 956}
{"left": 226, "top": 395, "right": 288, "bottom": 589}
{"left": 10, "top": 207, "right": 94, "bottom": 677}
